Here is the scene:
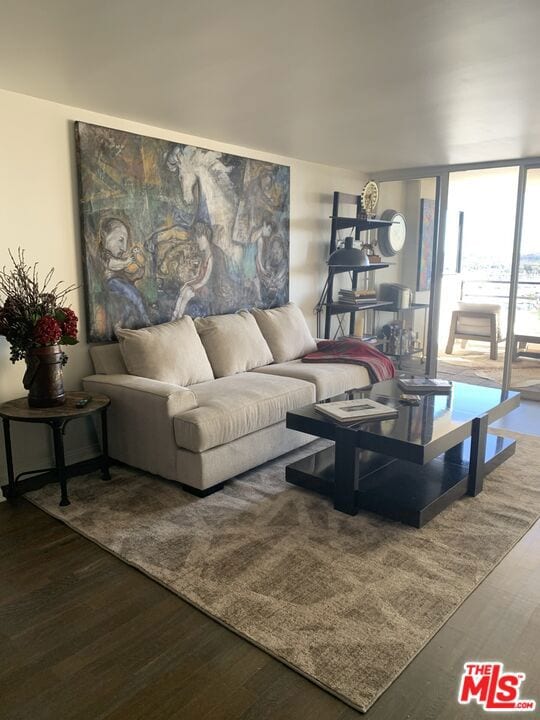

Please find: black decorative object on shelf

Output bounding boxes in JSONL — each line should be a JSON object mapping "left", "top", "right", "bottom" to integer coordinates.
{"left": 328, "top": 237, "right": 370, "bottom": 267}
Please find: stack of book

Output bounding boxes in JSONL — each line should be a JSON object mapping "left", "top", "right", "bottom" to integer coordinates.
{"left": 338, "top": 289, "right": 377, "bottom": 306}
{"left": 398, "top": 377, "right": 453, "bottom": 393}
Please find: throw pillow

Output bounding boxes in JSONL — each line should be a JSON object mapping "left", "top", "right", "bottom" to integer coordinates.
{"left": 117, "top": 316, "right": 214, "bottom": 386}
{"left": 252, "top": 303, "right": 317, "bottom": 363}
{"left": 195, "top": 311, "right": 274, "bottom": 377}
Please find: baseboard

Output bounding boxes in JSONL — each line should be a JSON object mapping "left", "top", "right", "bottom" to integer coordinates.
{"left": 0, "top": 442, "right": 101, "bottom": 500}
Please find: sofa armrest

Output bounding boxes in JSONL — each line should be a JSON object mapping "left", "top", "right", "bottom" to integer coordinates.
{"left": 84, "top": 374, "right": 198, "bottom": 415}
{"left": 83, "top": 374, "right": 198, "bottom": 480}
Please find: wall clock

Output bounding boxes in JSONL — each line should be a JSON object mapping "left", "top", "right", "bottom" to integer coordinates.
{"left": 361, "top": 180, "right": 379, "bottom": 217}
{"left": 378, "top": 209, "right": 407, "bottom": 256}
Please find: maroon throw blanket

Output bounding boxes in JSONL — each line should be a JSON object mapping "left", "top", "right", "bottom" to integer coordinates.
{"left": 302, "top": 337, "right": 395, "bottom": 384}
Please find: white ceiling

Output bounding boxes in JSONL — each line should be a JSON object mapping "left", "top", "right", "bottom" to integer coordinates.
{"left": 1, "top": 0, "right": 540, "bottom": 171}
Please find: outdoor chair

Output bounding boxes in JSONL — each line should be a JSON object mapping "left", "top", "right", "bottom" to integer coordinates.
{"left": 445, "top": 302, "right": 504, "bottom": 361}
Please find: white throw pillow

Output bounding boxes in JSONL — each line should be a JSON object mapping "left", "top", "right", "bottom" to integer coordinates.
{"left": 195, "top": 311, "right": 274, "bottom": 377}
{"left": 117, "top": 316, "right": 214, "bottom": 386}
{"left": 252, "top": 303, "right": 317, "bottom": 363}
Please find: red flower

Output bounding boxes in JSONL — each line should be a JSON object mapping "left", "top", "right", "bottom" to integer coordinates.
{"left": 33, "top": 315, "right": 62, "bottom": 345}
{"left": 59, "top": 307, "right": 78, "bottom": 340}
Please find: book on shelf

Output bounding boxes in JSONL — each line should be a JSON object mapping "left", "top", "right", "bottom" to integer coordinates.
{"left": 314, "top": 398, "right": 398, "bottom": 423}
{"left": 398, "top": 377, "right": 453, "bottom": 393}
{"left": 337, "top": 291, "right": 378, "bottom": 306}
{"left": 338, "top": 299, "right": 379, "bottom": 306}
{"left": 339, "top": 289, "right": 377, "bottom": 298}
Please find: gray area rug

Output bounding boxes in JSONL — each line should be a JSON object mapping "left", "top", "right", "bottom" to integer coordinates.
{"left": 27, "top": 432, "right": 540, "bottom": 712}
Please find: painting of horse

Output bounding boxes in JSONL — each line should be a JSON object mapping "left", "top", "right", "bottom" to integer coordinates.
{"left": 75, "top": 122, "right": 290, "bottom": 342}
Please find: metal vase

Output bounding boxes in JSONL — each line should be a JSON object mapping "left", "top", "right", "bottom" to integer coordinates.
{"left": 23, "top": 345, "right": 66, "bottom": 408}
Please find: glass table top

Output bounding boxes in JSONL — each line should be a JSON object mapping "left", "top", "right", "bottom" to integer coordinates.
{"left": 289, "top": 379, "right": 520, "bottom": 449}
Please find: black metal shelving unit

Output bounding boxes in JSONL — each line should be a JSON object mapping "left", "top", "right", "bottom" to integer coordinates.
{"left": 318, "top": 191, "right": 394, "bottom": 339}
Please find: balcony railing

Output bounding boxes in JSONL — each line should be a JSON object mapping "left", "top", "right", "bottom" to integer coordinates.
{"left": 459, "top": 278, "right": 540, "bottom": 334}
{"left": 460, "top": 278, "right": 540, "bottom": 303}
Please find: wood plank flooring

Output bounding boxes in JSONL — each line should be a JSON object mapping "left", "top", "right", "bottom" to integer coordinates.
{"left": 1, "top": 404, "right": 539, "bottom": 718}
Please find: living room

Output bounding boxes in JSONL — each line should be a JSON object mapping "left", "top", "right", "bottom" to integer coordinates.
{"left": 1, "top": 1, "right": 539, "bottom": 718}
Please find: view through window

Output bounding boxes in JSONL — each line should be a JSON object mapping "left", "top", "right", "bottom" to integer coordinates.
{"left": 440, "top": 166, "right": 539, "bottom": 398}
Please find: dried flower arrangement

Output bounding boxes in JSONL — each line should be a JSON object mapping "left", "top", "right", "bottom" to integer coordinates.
{"left": 0, "top": 249, "right": 79, "bottom": 364}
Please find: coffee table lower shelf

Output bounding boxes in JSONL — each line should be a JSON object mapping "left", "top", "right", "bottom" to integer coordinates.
{"left": 286, "top": 434, "right": 515, "bottom": 528}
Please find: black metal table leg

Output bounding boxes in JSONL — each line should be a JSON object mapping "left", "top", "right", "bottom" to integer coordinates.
{"left": 2, "top": 418, "right": 16, "bottom": 498}
{"left": 468, "top": 414, "right": 489, "bottom": 496}
{"left": 51, "top": 420, "right": 69, "bottom": 506}
{"left": 334, "top": 427, "right": 358, "bottom": 515}
{"left": 100, "top": 408, "right": 111, "bottom": 481}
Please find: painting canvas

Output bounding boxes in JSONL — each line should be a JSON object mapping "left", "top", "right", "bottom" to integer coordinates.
{"left": 75, "top": 122, "right": 290, "bottom": 342}
{"left": 417, "top": 198, "right": 435, "bottom": 292}
{"left": 443, "top": 209, "right": 464, "bottom": 275}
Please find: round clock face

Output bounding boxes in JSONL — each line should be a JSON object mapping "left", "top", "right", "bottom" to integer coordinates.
{"left": 362, "top": 180, "right": 379, "bottom": 215}
{"left": 379, "top": 210, "right": 407, "bottom": 256}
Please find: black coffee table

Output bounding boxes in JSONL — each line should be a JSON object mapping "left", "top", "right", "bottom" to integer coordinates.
{"left": 285, "top": 379, "right": 520, "bottom": 527}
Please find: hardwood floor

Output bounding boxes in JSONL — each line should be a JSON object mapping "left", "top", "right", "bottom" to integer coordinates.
{"left": 1, "top": 502, "right": 538, "bottom": 720}
{"left": 1, "top": 408, "right": 539, "bottom": 719}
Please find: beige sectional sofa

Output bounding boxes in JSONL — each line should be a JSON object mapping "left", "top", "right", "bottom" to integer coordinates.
{"left": 83, "top": 303, "right": 371, "bottom": 494}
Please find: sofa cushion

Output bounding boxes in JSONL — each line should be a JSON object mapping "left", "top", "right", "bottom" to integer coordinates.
{"left": 195, "top": 311, "right": 273, "bottom": 377}
{"left": 252, "top": 359, "right": 371, "bottom": 400}
{"left": 173, "top": 372, "right": 314, "bottom": 452}
{"left": 117, "top": 316, "right": 214, "bottom": 386}
{"left": 252, "top": 303, "right": 317, "bottom": 363}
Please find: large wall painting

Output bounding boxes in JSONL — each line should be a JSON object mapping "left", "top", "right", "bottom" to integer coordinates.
{"left": 74, "top": 122, "right": 290, "bottom": 342}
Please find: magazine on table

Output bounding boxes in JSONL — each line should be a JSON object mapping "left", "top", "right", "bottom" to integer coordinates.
{"left": 398, "top": 377, "right": 453, "bottom": 393}
{"left": 315, "top": 398, "right": 398, "bottom": 423}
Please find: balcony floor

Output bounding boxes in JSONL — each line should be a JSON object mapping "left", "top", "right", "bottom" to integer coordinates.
{"left": 437, "top": 340, "right": 540, "bottom": 398}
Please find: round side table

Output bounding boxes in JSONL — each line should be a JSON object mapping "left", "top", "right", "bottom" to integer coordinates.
{"left": 0, "top": 391, "right": 111, "bottom": 506}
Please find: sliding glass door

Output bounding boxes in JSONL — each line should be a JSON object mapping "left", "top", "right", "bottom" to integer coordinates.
{"left": 373, "top": 177, "right": 439, "bottom": 373}
{"left": 439, "top": 167, "right": 519, "bottom": 389}
{"left": 508, "top": 167, "right": 540, "bottom": 400}
{"left": 373, "top": 158, "right": 540, "bottom": 398}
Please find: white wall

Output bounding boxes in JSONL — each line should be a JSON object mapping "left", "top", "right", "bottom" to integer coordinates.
{"left": 0, "top": 88, "right": 366, "bottom": 483}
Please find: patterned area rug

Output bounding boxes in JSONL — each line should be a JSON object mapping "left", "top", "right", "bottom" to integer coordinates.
{"left": 27, "top": 433, "right": 540, "bottom": 713}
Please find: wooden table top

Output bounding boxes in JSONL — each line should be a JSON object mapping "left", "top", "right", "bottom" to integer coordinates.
{"left": 0, "top": 391, "right": 110, "bottom": 421}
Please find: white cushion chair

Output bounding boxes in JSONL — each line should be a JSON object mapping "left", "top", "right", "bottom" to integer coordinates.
{"left": 445, "top": 302, "right": 505, "bottom": 361}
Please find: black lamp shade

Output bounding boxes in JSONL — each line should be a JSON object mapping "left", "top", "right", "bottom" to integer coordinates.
{"left": 328, "top": 237, "right": 367, "bottom": 266}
